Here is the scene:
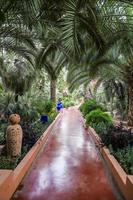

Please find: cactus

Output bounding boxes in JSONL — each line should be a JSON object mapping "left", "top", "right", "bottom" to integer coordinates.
{"left": 6, "top": 114, "right": 23, "bottom": 157}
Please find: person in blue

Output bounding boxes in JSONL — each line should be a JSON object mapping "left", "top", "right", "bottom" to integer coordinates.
{"left": 56, "top": 98, "right": 63, "bottom": 112}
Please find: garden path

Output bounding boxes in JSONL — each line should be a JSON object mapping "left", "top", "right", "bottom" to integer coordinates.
{"left": 13, "top": 107, "right": 122, "bottom": 200}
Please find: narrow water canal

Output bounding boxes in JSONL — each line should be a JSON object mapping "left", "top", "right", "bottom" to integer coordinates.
{"left": 13, "top": 108, "right": 123, "bottom": 200}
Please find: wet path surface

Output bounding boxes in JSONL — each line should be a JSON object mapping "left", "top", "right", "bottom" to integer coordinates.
{"left": 13, "top": 108, "right": 121, "bottom": 200}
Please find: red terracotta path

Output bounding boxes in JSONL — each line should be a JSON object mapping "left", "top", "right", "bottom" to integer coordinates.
{"left": 13, "top": 108, "right": 122, "bottom": 200}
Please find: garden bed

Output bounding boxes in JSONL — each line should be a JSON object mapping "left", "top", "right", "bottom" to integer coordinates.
{"left": 88, "top": 126, "right": 133, "bottom": 200}
{"left": 0, "top": 121, "right": 52, "bottom": 170}
{"left": 0, "top": 113, "right": 61, "bottom": 200}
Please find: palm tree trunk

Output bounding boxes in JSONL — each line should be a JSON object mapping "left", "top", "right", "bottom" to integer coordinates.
{"left": 50, "top": 79, "right": 56, "bottom": 102}
{"left": 127, "top": 85, "right": 133, "bottom": 126}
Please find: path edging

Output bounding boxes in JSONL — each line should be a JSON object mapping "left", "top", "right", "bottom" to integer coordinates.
{"left": 0, "top": 113, "right": 61, "bottom": 200}
{"left": 88, "top": 126, "right": 133, "bottom": 200}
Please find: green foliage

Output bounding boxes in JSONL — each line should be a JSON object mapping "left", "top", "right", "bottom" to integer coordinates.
{"left": 44, "top": 100, "right": 54, "bottom": 114}
{"left": 49, "top": 111, "right": 58, "bottom": 121}
{"left": 89, "top": 118, "right": 133, "bottom": 174}
{"left": 0, "top": 157, "right": 14, "bottom": 169}
{"left": 0, "top": 119, "right": 8, "bottom": 145}
{"left": 30, "top": 123, "right": 46, "bottom": 138}
{"left": 63, "top": 101, "right": 74, "bottom": 108}
{"left": 4, "top": 102, "right": 39, "bottom": 123}
{"left": 111, "top": 146, "right": 133, "bottom": 175}
{"left": 85, "top": 109, "right": 112, "bottom": 125}
{"left": 80, "top": 99, "right": 105, "bottom": 117}
{"left": 0, "top": 107, "right": 58, "bottom": 170}
{"left": 33, "top": 100, "right": 47, "bottom": 115}
{"left": 90, "top": 121, "right": 110, "bottom": 138}
{"left": 0, "top": 156, "right": 20, "bottom": 169}
{"left": 79, "top": 103, "right": 85, "bottom": 113}
{"left": 57, "top": 93, "right": 78, "bottom": 108}
{"left": 63, "top": 96, "right": 75, "bottom": 108}
{"left": 32, "top": 100, "right": 54, "bottom": 115}
{"left": 0, "top": 0, "right": 132, "bottom": 172}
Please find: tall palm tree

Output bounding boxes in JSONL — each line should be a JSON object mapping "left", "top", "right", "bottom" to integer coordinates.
{"left": 0, "top": 58, "right": 35, "bottom": 102}
{"left": 0, "top": 0, "right": 132, "bottom": 106}
{"left": 65, "top": 0, "right": 133, "bottom": 123}
{"left": 36, "top": 45, "right": 68, "bottom": 102}
{"left": 67, "top": 41, "right": 133, "bottom": 124}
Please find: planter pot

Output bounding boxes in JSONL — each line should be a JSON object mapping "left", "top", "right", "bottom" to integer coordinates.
{"left": 0, "top": 113, "right": 61, "bottom": 200}
{"left": 40, "top": 115, "right": 48, "bottom": 123}
{"left": 88, "top": 126, "right": 133, "bottom": 200}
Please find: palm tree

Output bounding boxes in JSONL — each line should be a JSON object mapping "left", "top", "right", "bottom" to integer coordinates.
{"left": 64, "top": 0, "right": 133, "bottom": 123}
{"left": 0, "top": 0, "right": 42, "bottom": 28}
{"left": 36, "top": 45, "right": 67, "bottom": 102}
{"left": 93, "top": 72, "right": 127, "bottom": 118}
{"left": 60, "top": 0, "right": 132, "bottom": 58}
{"left": 0, "top": 0, "right": 132, "bottom": 107}
{"left": 0, "top": 58, "right": 35, "bottom": 102}
{"left": 0, "top": 25, "right": 36, "bottom": 64}
{"left": 67, "top": 41, "right": 133, "bottom": 124}
{"left": 0, "top": 0, "right": 42, "bottom": 65}
{"left": 67, "top": 45, "right": 114, "bottom": 92}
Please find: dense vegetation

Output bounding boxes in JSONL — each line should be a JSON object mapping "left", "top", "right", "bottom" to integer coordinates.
{"left": 80, "top": 99, "right": 133, "bottom": 174}
{"left": 0, "top": 100, "right": 58, "bottom": 169}
{"left": 0, "top": 1, "right": 132, "bottom": 171}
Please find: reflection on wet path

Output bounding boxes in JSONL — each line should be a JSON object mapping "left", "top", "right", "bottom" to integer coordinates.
{"left": 13, "top": 108, "right": 121, "bottom": 200}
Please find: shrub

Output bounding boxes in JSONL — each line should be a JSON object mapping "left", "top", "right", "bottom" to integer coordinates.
{"left": 111, "top": 146, "right": 133, "bottom": 175}
{"left": 21, "top": 122, "right": 37, "bottom": 149}
{"left": 106, "top": 123, "right": 133, "bottom": 150}
{"left": 5, "top": 102, "right": 39, "bottom": 123}
{"left": 85, "top": 109, "right": 112, "bottom": 126}
{"left": 33, "top": 100, "right": 46, "bottom": 115}
{"left": 0, "top": 156, "right": 20, "bottom": 169}
{"left": 49, "top": 111, "right": 58, "bottom": 120}
{"left": 22, "top": 119, "right": 53, "bottom": 149}
{"left": 44, "top": 100, "right": 54, "bottom": 114}
{"left": 85, "top": 108, "right": 112, "bottom": 145}
{"left": 63, "top": 101, "right": 74, "bottom": 108}
{"left": 79, "top": 103, "right": 84, "bottom": 112}
{"left": 90, "top": 122, "right": 111, "bottom": 144}
{"left": 0, "top": 119, "right": 7, "bottom": 145}
{"left": 20, "top": 107, "right": 39, "bottom": 123}
{"left": 91, "top": 122, "right": 133, "bottom": 150}
{"left": 33, "top": 100, "right": 52, "bottom": 115}
{"left": 80, "top": 99, "right": 104, "bottom": 117}
{"left": 33, "top": 100, "right": 54, "bottom": 115}
{"left": 63, "top": 96, "right": 75, "bottom": 108}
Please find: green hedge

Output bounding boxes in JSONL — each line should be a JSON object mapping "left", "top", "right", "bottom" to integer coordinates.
{"left": 85, "top": 109, "right": 112, "bottom": 125}
{"left": 80, "top": 99, "right": 104, "bottom": 117}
